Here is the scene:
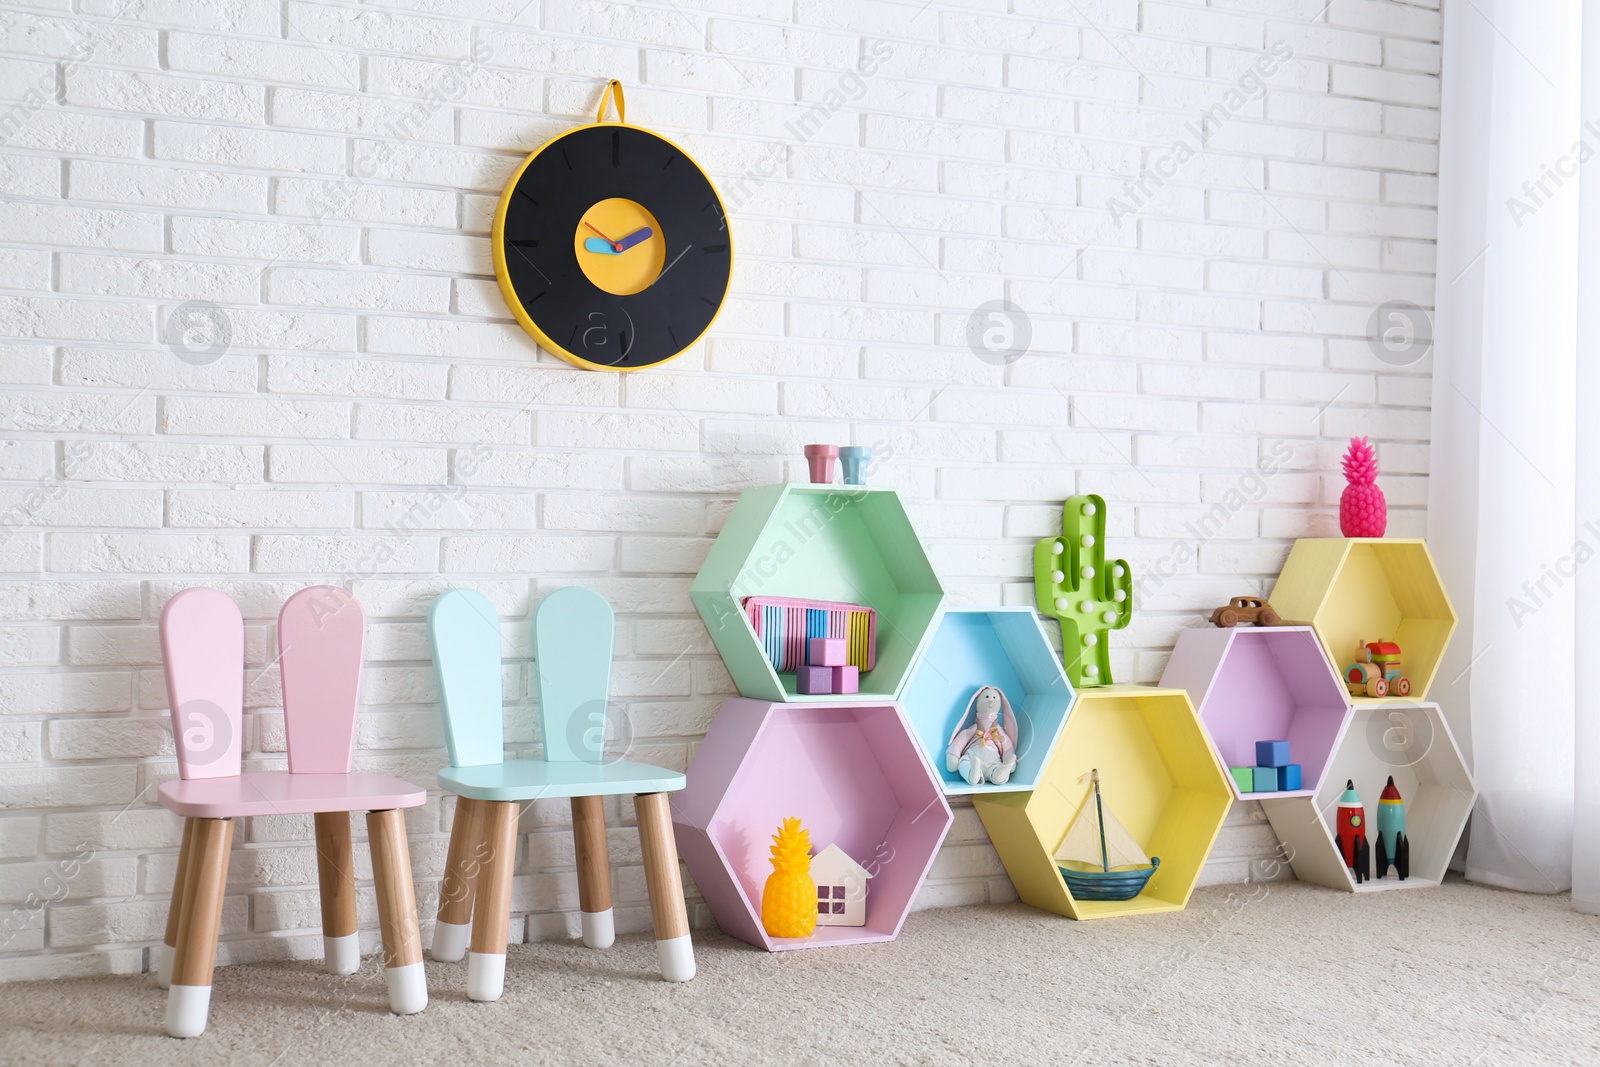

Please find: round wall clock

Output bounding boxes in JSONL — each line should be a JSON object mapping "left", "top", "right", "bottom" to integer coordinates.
{"left": 491, "top": 81, "right": 734, "bottom": 371}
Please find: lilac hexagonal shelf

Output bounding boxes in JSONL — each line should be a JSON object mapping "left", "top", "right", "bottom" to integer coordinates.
{"left": 1159, "top": 625, "right": 1351, "bottom": 800}
{"left": 672, "top": 698, "right": 953, "bottom": 951}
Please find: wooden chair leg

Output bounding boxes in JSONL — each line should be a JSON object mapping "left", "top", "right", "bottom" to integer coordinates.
{"left": 635, "top": 792, "right": 694, "bottom": 983}
{"left": 165, "top": 817, "right": 232, "bottom": 1038}
{"left": 467, "top": 800, "right": 517, "bottom": 1002}
{"left": 571, "top": 795, "right": 614, "bottom": 949}
{"left": 157, "top": 818, "right": 196, "bottom": 990}
{"left": 367, "top": 808, "right": 427, "bottom": 1015}
{"left": 433, "top": 797, "right": 484, "bottom": 962}
{"left": 313, "top": 811, "right": 359, "bottom": 976}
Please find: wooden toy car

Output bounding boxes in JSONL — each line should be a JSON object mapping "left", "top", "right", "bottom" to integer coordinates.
{"left": 1344, "top": 639, "right": 1410, "bottom": 697}
{"left": 1209, "top": 597, "right": 1282, "bottom": 628}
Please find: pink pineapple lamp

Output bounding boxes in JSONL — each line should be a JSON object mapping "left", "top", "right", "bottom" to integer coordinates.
{"left": 1339, "top": 436, "right": 1387, "bottom": 537}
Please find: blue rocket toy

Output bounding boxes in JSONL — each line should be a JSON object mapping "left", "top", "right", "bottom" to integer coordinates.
{"left": 1375, "top": 775, "right": 1409, "bottom": 880}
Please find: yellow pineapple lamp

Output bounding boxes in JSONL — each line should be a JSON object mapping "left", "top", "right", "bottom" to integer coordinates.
{"left": 761, "top": 817, "right": 816, "bottom": 939}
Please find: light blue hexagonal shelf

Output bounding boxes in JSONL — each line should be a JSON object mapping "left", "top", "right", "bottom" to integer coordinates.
{"left": 899, "top": 607, "right": 1075, "bottom": 796}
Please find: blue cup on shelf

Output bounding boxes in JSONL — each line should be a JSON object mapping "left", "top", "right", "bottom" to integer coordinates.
{"left": 839, "top": 445, "right": 872, "bottom": 485}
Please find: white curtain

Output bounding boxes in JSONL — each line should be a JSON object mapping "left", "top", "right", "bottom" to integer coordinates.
{"left": 1431, "top": 0, "right": 1594, "bottom": 903}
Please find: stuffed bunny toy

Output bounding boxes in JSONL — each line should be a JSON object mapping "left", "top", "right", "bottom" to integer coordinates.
{"left": 946, "top": 685, "right": 1019, "bottom": 786}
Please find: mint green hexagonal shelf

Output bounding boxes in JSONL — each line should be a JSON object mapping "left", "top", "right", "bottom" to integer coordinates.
{"left": 690, "top": 484, "right": 945, "bottom": 703}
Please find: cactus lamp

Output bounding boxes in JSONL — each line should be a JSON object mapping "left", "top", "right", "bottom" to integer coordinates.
{"left": 1339, "top": 436, "right": 1387, "bottom": 537}
{"left": 1033, "top": 494, "right": 1132, "bottom": 688}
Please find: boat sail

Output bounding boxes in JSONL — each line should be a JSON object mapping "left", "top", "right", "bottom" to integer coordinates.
{"left": 1053, "top": 768, "right": 1160, "bottom": 901}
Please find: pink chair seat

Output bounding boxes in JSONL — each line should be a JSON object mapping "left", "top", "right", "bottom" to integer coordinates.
{"left": 158, "top": 770, "right": 427, "bottom": 819}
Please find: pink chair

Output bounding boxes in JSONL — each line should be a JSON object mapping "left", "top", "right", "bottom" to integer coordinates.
{"left": 155, "top": 586, "right": 429, "bottom": 1038}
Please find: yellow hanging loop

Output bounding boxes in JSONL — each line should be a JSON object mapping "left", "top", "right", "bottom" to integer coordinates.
{"left": 596, "top": 79, "right": 626, "bottom": 124}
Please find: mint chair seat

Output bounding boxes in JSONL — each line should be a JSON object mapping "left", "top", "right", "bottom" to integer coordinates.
{"left": 426, "top": 587, "right": 695, "bottom": 1001}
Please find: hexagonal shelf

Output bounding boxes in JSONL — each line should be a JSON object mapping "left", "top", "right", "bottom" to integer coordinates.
{"left": 1269, "top": 538, "right": 1457, "bottom": 703}
{"left": 972, "top": 685, "right": 1232, "bottom": 920}
{"left": 900, "top": 607, "right": 1074, "bottom": 796}
{"left": 673, "top": 697, "right": 953, "bottom": 950}
{"left": 1159, "top": 625, "right": 1351, "bottom": 800}
{"left": 690, "top": 484, "right": 945, "bottom": 703}
{"left": 1261, "top": 702, "right": 1475, "bottom": 892}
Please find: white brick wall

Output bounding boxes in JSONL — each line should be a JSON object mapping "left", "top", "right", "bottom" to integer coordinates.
{"left": 0, "top": 0, "right": 1439, "bottom": 980}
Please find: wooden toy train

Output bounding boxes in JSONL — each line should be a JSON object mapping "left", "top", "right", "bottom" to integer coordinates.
{"left": 1344, "top": 638, "right": 1411, "bottom": 698}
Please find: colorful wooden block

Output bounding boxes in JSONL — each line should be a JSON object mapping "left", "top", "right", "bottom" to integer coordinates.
{"left": 830, "top": 665, "right": 859, "bottom": 694}
{"left": 1230, "top": 767, "right": 1255, "bottom": 793}
{"left": 809, "top": 637, "right": 847, "bottom": 667}
{"left": 1280, "top": 763, "right": 1302, "bottom": 791}
{"left": 1252, "top": 766, "right": 1279, "bottom": 793}
{"left": 1255, "top": 740, "right": 1291, "bottom": 767}
{"left": 796, "top": 665, "right": 833, "bottom": 695}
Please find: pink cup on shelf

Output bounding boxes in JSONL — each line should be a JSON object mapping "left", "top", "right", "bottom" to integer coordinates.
{"left": 804, "top": 444, "right": 838, "bottom": 484}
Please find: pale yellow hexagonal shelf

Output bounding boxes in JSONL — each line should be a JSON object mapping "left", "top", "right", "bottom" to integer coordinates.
{"left": 972, "top": 685, "right": 1233, "bottom": 920}
{"left": 1269, "top": 538, "right": 1457, "bottom": 704}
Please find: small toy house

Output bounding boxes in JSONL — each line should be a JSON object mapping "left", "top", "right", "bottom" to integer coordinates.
{"left": 811, "top": 843, "right": 872, "bottom": 927}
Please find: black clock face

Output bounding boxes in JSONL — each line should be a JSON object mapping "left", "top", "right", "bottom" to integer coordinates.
{"left": 494, "top": 123, "right": 733, "bottom": 371}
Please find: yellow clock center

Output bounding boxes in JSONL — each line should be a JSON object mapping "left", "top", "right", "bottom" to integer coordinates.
{"left": 574, "top": 197, "right": 666, "bottom": 296}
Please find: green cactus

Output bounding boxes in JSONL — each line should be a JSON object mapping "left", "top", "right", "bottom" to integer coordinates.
{"left": 1033, "top": 494, "right": 1132, "bottom": 688}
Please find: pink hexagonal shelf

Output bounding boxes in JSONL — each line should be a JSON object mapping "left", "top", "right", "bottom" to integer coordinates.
{"left": 673, "top": 698, "right": 953, "bottom": 951}
{"left": 1159, "top": 625, "right": 1351, "bottom": 800}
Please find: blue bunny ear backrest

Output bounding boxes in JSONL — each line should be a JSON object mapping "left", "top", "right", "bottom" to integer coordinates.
{"left": 533, "top": 586, "right": 615, "bottom": 763}
{"left": 428, "top": 588, "right": 506, "bottom": 768}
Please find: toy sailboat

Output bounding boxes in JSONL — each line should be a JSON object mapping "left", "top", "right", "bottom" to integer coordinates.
{"left": 1053, "top": 768, "right": 1160, "bottom": 901}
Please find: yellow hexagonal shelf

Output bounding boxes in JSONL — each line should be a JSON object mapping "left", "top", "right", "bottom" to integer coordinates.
{"left": 972, "top": 685, "right": 1232, "bottom": 920}
{"left": 1268, "top": 538, "right": 1457, "bottom": 704}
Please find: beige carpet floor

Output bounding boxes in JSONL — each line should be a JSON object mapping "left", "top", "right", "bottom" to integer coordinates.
{"left": 3, "top": 878, "right": 1598, "bottom": 1066}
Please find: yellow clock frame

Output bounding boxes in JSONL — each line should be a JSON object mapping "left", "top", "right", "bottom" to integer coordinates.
{"left": 491, "top": 81, "right": 735, "bottom": 372}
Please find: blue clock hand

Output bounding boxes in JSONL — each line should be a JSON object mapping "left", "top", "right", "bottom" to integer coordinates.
{"left": 583, "top": 237, "right": 621, "bottom": 254}
{"left": 614, "top": 226, "right": 654, "bottom": 252}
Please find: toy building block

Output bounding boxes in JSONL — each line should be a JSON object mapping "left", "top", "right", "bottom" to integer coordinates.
{"left": 1252, "top": 767, "right": 1279, "bottom": 793}
{"left": 808, "top": 637, "right": 847, "bottom": 667}
{"left": 796, "top": 666, "right": 833, "bottom": 695}
{"left": 1230, "top": 767, "right": 1255, "bottom": 794}
{"left": 1033, "top": 495, "right": 1132, "bottom": 689}
{"left": 830, "top": 665, "right": 859, "bottom": 695}
{"left": 1255, "top": 740, "right": 1291, "bottom": 767}
{"left": 1281, "top": 764, "right": 1303, "bottom": 791}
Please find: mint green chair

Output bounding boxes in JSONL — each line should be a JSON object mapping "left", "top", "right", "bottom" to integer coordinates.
{"left": 426, "top": 586, "right": 694, "bottom": 1001}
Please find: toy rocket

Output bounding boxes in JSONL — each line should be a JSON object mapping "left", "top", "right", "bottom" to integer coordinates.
{"left": 1336, "top": 779, "right": 1370, "bottom": 884}
{"left": 1375, "top": 775, "right": 1409, "bottom": 880}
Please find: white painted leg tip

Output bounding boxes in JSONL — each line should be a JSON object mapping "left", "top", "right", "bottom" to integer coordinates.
{"left": 581, "top": 909, "right": 614, "bottom": 950}
{"left": 466, "top": 952, "right": 505, "bottom": 1002}
{"left": 386, "top": 961, "right": 428, "bottom": 1015}
{"left": 656, "top": 935, "right": 696, "bottom": 983}
{"left": 164, "top": 984, "right": 212, "bottom": 1038}
{"left": 155, "top": 945, "right": 173, "bottom": 990}
{"left": 324, "top": 932, "right": 361, "bottom": 976}
{"left": 431, "top": 920, "right": 470, "bottom": 963}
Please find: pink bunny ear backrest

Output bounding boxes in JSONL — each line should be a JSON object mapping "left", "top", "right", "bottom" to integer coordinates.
{"left": 160, "top": 588, "right": 245, "bottom": 781}
{"left": 947, "top": 688, "right": 982, "bottom": 749}
{"left": 279, "top": 586, "right": 365, "bottom": 775}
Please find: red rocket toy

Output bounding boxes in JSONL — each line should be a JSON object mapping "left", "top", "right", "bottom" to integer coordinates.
{"left": 1336, "top": 779, "right": 1370, "bottom": 884}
